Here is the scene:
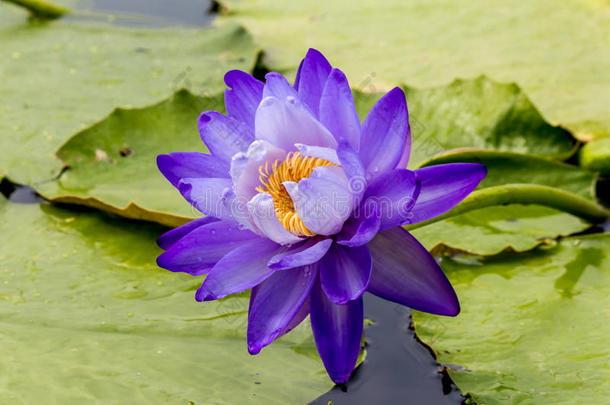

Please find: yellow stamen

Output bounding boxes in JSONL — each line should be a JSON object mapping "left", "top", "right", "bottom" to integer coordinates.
{"left": 256, "top": 152, "right": 337, "bottom": 236}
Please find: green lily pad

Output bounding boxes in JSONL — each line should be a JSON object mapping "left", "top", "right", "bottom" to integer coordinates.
{"left": 580, "top": 137, "right": 610, "bottom": 176}
{"left": 404, "top": 77, "right": 576, "bottom": 167}
{"left": 0, "top": 4, "right": 259, "bottom": 183}
{"left": 404, "top": 184, "right": 608, "bottom": 235}
{"left": 419, "top": 149, "right": 596, "bottom": 200}
{"left": 0, "top": 202, "right": 331, "bottom": 404}
{"left": 220, "top": 0, "right": 610, "bottom": 139}
{"left": 40, "top": 89, "right": 222, "bottom": 226}
{"left": 410, "top": 204, "right": 590, "bottom": 256}
{"left": 414, "top": 234, "right": 610, "bottom": 404}
{"left": 355, "top": 76, "right": 576, "bottom": 168}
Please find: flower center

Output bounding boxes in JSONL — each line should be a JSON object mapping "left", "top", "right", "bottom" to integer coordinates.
{"left": 256, "top": 152, "right": 337, "bottom": 236}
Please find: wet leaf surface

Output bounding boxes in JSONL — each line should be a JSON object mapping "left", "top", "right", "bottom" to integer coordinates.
{"left": 39, "top": 90, "right": 223, "bottom": 224}
{"left": 0, "top": 202, "right": 333, "bottom": 403}
{"left": 414, "top": 234, "right": 610, "bottom": 404}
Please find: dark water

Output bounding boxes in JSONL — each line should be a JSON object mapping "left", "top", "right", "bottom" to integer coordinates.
{"left": 74, "top": 0, "right": 216, "bottom": 27}
{"left": 0, "top": 178, "right": 46, "bottom": 204}
{"left": 596, "top": 177, "right": 610, "bottom": 207}
{"left": 311, "top": 293, "right": 467, "bottom": 405}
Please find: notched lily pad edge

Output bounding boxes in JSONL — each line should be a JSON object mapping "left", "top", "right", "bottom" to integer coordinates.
{"left": 427, "top": 238, "right": 554, "bottom": 258}
{"left": 47, "top": 193, "right": 192, "bottom": 228}
{"left": 410, "top": 311, "right": 479, "bottom": 404}
{"left": 408, "top": 315, "right": 477, "bottom": 404}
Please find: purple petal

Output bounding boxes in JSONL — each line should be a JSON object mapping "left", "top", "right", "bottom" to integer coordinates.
{"left": 224, "top": 70, "right": 264, "bottom": 128}
{"left": 296, "top": 48, "right": 332, "bottom": 117}
{"left": 255, "top": 96, "right": 337, "bottom": 151}
{"left": 336, "top": 200, "right": 380, "bottom": 247}
{"left": 247, "top": 264, "right": 317, "bottom": 354}
{"left": 319, "top": 68, "right": 361, "bottom": 150}
{"left": 198, "top": 112, "right": 254, "bottom": 162}
{"left": 295, "top": 144, "right": 339, "bottom": 164}
{"left": 293, "top": 58, "right": 305, "bottom": 89}
{"left": 277, "top": 295, "right": 310, "bottom": 339}
{"left": 157, "top": 216, "right": 219, "bottom": 250}
{"left": 284, "top": 166, "right": 352, "bottom": 235}
{"left": 320, "top": 244, "right": 372, "bottom": 304}
{"left": 157, "top": 152, "right": 229, "bottom": 188}
{"left": 359, "top": 88, "right": 410, "bottom": 179}
{"left": 231, "top": 140, "right": 287, "bottom": 204}
{"left": 268, "top": 237, "right": 333, "bottom": 270}
{"left": 408, "top": 163, "right": 487, "bottom": 224}
{"left": 262, "top": 72, "right": 298, "bottom": 100}
{"left": 247, "top": 192, "right": 303, "bottom": 245}
{"left": 195, "top": 238, "right": 282, "bottom": 302}
{"left": 310, "top": 281, "right": 363, "bottom": 384}
{"left": 178, "top": 177, "right": 233, "bottom": 219}
{"left": 214, "top": 186, "right": 257, "bottom": 234}
{"left": 395, "top": 125, "right": 412, "bottom": 169}
{"left": 157, "top": 219, "right": 258, "bottom": 275}
{"left": 362, "top": 169, "right": 421, "bottom": 231}
{"left": 337, "top": 140, "right": 366, "bottom": 205}
{"left": 367, "top": 227, "right": 459, "bottom": 316}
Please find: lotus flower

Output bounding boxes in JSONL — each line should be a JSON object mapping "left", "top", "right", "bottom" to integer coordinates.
{"left": 156, "top": 49, "right": 486, "bottom": 383}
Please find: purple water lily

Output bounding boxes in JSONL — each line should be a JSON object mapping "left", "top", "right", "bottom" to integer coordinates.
{"left": 156, "top": 49, "right": 486, "bottom": 383}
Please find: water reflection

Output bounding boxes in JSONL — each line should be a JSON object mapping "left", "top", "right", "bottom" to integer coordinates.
{"left": 0, "top": 177, "right": 46, "bottom": 204}
{"left": 311, "top": 293, "right": 466, "bottom": 405}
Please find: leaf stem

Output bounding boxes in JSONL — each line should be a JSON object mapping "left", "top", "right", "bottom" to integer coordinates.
{"left": 3, "top": 0, "right": 70, "bottom": 19}
{"left": 405, "top": 184, "right": 610, "bottom": 231}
